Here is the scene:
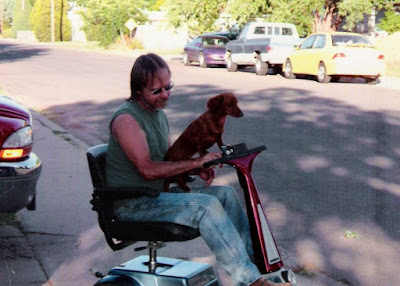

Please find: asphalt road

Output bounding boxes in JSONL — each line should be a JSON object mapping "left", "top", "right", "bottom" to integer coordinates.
{"left": 1, "top": 40, "right": 400, "bottom": 285}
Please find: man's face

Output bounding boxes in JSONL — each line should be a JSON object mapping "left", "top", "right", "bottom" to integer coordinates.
{"left": 140, "top": 68, "right": 172, "bottom": 111}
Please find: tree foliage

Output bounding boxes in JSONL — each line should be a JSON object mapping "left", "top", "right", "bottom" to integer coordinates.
{"left": 11, "top": 0, "right": 33, "bottom": 37}
{"left": 269, "top": 0, "right": 396, "bottom": 35}
{"left": 30, "top": 0, "right": 71, "bottom": 42}
{"left": 338, "top": 0, "right": 374, "bottom": 31}
{"left": 145, "top": 0, "right": 164, "bottom": 10}
{"left": 165, "top": 0, "right": 227, "bottom": 37}
{"left": 266, "top": 0, "right": 323, "bottom": 37}
{"left": 378, "top": 9, "right": 400, "bottom": 34}
{"left": 163, "top": 0, "right": 398, "bottom": 38}
{"left": 225, "top": 0, "right": 268, "bottom": 27}
{"left": 76, "top": 0, "right": 148, "bottom": 47}
{"left": 3, "top": 0, "right": 16, "bottom": 27}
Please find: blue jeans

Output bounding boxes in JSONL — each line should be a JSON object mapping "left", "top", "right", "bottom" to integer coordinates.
{"left": 113, "top": 185, "right": 262, "bottom": 285}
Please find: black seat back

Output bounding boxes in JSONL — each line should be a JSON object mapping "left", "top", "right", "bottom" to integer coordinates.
{"left": 87, "top": 144, "right": 108, "bottom": 189}
{"left": 86, "top": 144, "right": 200, "bottom": 251}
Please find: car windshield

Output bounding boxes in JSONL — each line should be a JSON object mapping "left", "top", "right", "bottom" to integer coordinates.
{"left": 332, "top": 35, "right": 371, "bottom": 46}
{"left": 202, "top": 37, "right": 229, "bottom": 47}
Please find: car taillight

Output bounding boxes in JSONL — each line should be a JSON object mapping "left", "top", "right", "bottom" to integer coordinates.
{"left": 1, "top": 126, "right": 33, "bottom": 159}
{"left": 0, "top": 149, "right": 24, "bottom": 159}
{"left": 267, "top": 46, "right": 272, "bottom": 53}
{"left": 332, "top": 53, "right": 346, "bottom": 60}
{"left": 378, "top": 54, "right": 385, "bottom": 60}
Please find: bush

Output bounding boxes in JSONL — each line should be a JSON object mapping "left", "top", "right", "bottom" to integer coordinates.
{"left": 128, "top": 38, "right": 144, "bottom": 50}
{"left": 2, "top": 28, "right": 13, "bottom": 38}
{"left": 30, "top": 0, "right": 71, "bottom": 42}
{"left": 113, "top": 35, "right": 144, "bottom": 50}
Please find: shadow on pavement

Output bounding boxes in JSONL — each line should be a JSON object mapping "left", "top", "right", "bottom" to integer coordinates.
{"left": 0, "top": 42, "right": 50, "bottom": 63}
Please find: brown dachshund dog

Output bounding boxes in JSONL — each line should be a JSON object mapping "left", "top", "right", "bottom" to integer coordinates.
{"left": 164, "top": 92, "right": 243, "bottom": 192}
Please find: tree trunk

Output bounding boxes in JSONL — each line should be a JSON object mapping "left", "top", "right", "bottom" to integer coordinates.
{"left": 119, "top": 29, "right": 126, "bottom": 45}
{"left": 313, "top": 4, "right": 341, "bottom": 32}
{"left": 60, "top": 0, "right": 64, "bottom": 41}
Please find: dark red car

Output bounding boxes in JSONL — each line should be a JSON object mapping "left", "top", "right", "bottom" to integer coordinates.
{"left": 0, "top": 95, "right": 42, "bottom": 213}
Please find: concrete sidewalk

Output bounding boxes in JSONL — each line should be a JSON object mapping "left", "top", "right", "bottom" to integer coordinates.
{"left": 0, "top": 111, "right": 342, "bottom": 286}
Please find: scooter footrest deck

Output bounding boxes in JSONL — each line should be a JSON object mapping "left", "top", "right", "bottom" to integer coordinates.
{"left": 102, "top": 255, "right": 218, "bottom": 286}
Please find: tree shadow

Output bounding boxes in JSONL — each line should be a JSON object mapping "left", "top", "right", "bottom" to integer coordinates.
{"left": 39, "top": 84, "right": 400, "bottom": 285}
{"left": 0, "top": 42, "right": 50, "bottom": 63}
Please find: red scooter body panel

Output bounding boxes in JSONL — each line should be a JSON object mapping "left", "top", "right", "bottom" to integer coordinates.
{"left": 226, "top": 152, "right": 284, "bottom": 274}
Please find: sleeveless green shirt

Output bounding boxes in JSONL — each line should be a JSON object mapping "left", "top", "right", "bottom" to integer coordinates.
{"left": 105, "top": 100, "right": 169, "bottom": 192}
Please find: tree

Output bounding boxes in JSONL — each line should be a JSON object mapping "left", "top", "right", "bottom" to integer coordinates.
{"left": 162, "top": 0, "right": 396, "bottom": 38}
{"left": 165, "top": 0, "right": 227, "bottom": 37}
{"left": 226, "top": 0, "right": 334, "bottom": 36}
{"left": 267, "top": 0, "right": 394, "bottom": 36}
{"left": 76, "top": 0, "right": 147, "bottom": 47}
{"left": 264, "top": 0, "right": 343, "bottom": 36}
{"left": 378, "top": 9, "right": 400, "bottom": 34}
{"left": 3, "top": 0, "right": 15, "bottom": 26}
{"left": 225, "top": 0, "right": 268, "bottom": 27}
{"left": 11, "top": 0, "right": 33, "bottom": 38}
{"left": 265, "top": 0, "right": 321, "bottom": 37}
{"left": 30, "top": 0, "right": 71, "bottom": 42}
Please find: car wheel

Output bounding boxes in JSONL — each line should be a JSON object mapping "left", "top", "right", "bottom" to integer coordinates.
{"left": 199, "top": 53, "right": 207, "bottom": 68}
{"left": 271, "top": 65, "right": 282, "bottom": 75}
{"left": 26, "top": 195, "right": 36, "bottom": 211}
{"left": 365, "top": 77, "right": 378, "bottom": 85}
{"left": 317, "top": 62, "right": 331, "bottom": 83}
{"left": 226, "top": 53, "right": 238, "bottom": 72}
{"left": 331, "top": 76, "right": 340, "bottom": 82}
{"left": 284, "top": 60, "right": 296, "bottom": 79}
{"left": 255, "top": 57, "right": 268, "bottom": 75}
{"left": 183, "top": 52, "right": 190, "bottom": 66}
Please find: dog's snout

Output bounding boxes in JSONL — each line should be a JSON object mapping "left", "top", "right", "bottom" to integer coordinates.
{"left": 231, "top": 106, "right": 243, "bottom": 117}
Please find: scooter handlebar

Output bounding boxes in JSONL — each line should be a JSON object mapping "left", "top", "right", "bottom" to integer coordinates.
{"left": 203, "top": 143, "right": 266, "bottom": 168}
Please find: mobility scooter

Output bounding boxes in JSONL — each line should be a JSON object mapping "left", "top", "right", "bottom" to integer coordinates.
{"left": 87, "top": 143, "right": 296, "bottom": 285}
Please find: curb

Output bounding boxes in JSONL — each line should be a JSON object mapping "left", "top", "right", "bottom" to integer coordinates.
{"left": 31, "top": 109, "right": 90, "bottom": 151}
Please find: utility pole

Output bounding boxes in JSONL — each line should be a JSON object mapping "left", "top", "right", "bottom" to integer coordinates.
{"left": 51, "top": 0, "right": 55, "bottom": 42}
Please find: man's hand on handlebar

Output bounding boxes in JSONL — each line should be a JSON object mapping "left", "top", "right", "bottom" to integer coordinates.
{"left": 194, "top": 152, "right": 222, "bottom": 168}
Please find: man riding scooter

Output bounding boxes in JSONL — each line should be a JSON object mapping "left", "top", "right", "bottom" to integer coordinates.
{"left": 104, "top": 53, "right": 291, "bottom": 286}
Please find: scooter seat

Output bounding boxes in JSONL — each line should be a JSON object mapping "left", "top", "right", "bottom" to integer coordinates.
{"left": 107, "top": 220, "right": 200, "bottom": 242}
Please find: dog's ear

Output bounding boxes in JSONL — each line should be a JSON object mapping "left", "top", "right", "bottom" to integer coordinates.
{"left": 207, "top": 94, "right": 225, "bottom": 111}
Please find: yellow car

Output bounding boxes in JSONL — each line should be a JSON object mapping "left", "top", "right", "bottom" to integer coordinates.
{"left": 283, "top": 32, "right": 385, "bottom": 84}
